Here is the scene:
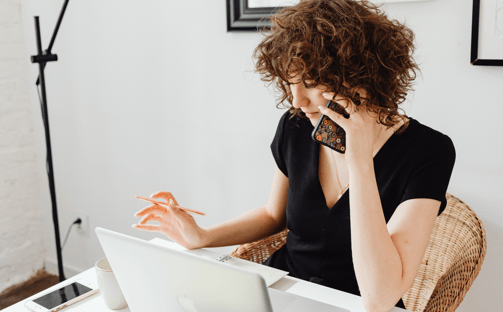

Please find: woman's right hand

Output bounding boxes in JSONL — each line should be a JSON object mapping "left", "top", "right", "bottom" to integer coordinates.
{"left": 132, "top": 191, "right": 206, "bottom": 250}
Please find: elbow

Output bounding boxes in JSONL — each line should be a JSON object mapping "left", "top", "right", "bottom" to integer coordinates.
{"left": 362, "top": 301, "right": 395, "bottom": 312}
{"left": 265, "top": 208, "right": 286, "bottom": 234}
{"left": 360, "top": 276, "right": 405, "bottom": 311}
{"left": 273, "top": 218, "right": 287, "bottom": 233}
{"left": 362, "top": 294, "right": 402, "bottom": 312}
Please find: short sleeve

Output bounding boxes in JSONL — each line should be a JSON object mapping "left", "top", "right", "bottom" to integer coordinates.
{"left": 399, "top": 134, "right": 456, "bottom": 216}
{"left": 270, "top": 111, "right": 290, "bottom": 178}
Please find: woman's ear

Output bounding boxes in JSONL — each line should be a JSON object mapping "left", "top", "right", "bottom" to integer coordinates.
{"left": 355, "top": 92, "right": 362, "bottom": 106}
{"left": 355, "top": 87, "right": 370, "bottom": 105}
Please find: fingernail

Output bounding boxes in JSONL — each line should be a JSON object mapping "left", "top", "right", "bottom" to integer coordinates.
{"left": 132, "top": 224, "right": 136, "bottom": 228}
{"left": 318, "top": 106, "right": 325, "bottom": 110}
{"left": 322, "top": 92, "right": 328, "bottom": 96}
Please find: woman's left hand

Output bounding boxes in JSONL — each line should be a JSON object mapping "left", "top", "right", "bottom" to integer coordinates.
{"left": 319, "top": 91, "right": 380, "bottom": 169}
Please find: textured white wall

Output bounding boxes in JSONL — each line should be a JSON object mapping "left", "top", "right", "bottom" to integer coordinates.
{"left": 8, "top": 0, "right": 503, "bottom": 310}
{"left": 0, "top": 0, "right": 45, "bottom": 294}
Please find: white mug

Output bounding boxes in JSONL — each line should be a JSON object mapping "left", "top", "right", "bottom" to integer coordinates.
{"left": 95, "top": 257, "right": 128, "bottom": 310}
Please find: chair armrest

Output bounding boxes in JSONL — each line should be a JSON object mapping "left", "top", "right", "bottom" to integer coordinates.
{"left": 230, "top": 229, "right": 289, "bottom": 264}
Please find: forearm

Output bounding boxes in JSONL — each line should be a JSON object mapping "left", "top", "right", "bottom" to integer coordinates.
{"left": 200, "top": 206, "right": 285, "bottom": 248}
{"left": 348, "top": 161, "right": 403, "bottom": 311}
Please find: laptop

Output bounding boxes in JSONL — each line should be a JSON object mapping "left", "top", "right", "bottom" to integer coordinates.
{"left": 95, "top": 227, "right": 350, "bottom": 312}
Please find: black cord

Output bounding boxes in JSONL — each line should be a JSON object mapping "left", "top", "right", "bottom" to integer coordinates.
{"left": 62, "top": 218, "right": 81, "bottom": 250}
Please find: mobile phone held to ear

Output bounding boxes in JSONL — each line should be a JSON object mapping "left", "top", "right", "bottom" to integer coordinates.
{"left": 311, "top": 100, "right": 349, "bottom": 153}
{"left": 311, "top": 97, "right": 361, "bottom": 154}
{"left": 24, "top": 278, "right": 98, "bottom": 312}
{"left": 312, "top": 91, "right": 362, "bottom": 153}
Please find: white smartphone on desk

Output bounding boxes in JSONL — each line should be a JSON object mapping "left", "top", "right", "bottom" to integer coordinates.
{"left": 24, "top": 278, "right": 98, "bottom": 312}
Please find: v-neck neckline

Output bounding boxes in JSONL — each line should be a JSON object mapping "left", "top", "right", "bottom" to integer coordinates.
{"left": 314, "top": 117, "right": 412, "bottom": 210}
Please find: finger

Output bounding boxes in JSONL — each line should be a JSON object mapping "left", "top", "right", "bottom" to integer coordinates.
{"left": 318, "top": 105, "right": 346, "bottom": 126}
{"left": 321, "top": 92, "right": 356, "bottom": 115}
{"left": 134, "top": 204, "right": 167, "bottom": 217}
{"left": 168, "top": 199, "right": 193, "bottom": 224}
{"left": 150, "top": 191, "right": 170, "bottom": 202}
{"left": 132, "top": 224, "right": 160, "bottom": 232}
{"left": 139, "top": 214, "right": 163, "bottom": 225}
{"left": 346, "top": 100, "right": 358, "bottom": 115}
{"left": 322, "top": 92, "right": 350, "bottom": 109}
{"left": 321, "top": 91, "right": 336, "bottom": 101}
{"left": 151, "top": 191, "right": 180, "bottom": 206}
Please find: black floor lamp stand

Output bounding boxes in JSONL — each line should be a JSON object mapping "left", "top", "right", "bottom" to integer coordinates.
{"left": 30, "top": 0, "right": 71, "bottom": 283}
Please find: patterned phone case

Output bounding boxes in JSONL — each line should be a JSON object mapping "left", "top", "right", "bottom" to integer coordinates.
{"left": 311, "top": 100, "right": 350, "bottom": 154}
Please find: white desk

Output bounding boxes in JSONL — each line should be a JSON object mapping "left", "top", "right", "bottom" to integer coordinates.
{"left": 4, "top": 239, "right": 410, "bottom": 312}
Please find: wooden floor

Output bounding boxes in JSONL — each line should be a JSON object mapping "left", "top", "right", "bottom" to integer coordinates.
{"left": 0, "top": 271, "right": 60, "bottom": 310}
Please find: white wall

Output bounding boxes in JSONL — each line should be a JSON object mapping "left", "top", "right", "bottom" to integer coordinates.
{"left": 11, "top": 0, "right": 502, "bottom": 310}
{"left": 0, "top": 0, "right": 46, "bottom": 294}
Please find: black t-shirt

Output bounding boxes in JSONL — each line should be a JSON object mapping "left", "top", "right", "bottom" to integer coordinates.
{"left": 263, "top": 111, "right": 456, "bottom": 309}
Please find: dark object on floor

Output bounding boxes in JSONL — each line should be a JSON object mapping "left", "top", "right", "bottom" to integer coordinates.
{"left": 0, "top": 270, "right": 59, "bottom": 310}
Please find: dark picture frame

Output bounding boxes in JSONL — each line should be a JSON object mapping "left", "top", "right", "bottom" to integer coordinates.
{"left": 226, "top": 0, "right": 435, "bottom": 32}
{"left": 226, "top": 0, "right": 286, "bottom": 31}
{"left": 470, "top": 0, "right": 503, "bottom": 66}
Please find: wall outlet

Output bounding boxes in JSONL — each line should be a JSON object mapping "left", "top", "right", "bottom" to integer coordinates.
{"left": 75, "top": 211, "right": 89, "bottom": 237}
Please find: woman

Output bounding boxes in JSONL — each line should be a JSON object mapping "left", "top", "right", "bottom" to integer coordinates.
{"left": 133, "top": 0, "right": 456, "bottom": 310}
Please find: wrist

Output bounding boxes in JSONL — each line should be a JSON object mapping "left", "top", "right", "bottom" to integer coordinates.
{"left": 347, "top": 158, "right": 374, "bottom": 174}
{"left": 195, "top": 227, "right": 211, "bottom": 249}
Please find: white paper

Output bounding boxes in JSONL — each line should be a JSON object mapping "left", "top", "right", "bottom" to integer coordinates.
{"left": 479, "top": 0, "right": 503, "bottom": 59}
{"left": 496, "top": 0, "right": 503, "bottom": 37}
{"left": 150, "top": 238, "right": 288, "bottom": 287}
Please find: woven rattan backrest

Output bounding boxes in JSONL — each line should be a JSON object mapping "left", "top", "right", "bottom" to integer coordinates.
{"left": 401, "top": 193, "right": 487, "bottom": 311}
{"left": 230, "top": 193, "right": 487, "bottom": 312}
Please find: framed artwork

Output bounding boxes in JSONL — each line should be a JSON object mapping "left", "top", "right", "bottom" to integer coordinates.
{"left": 471, "top": 0, "right": 503, "bottom": 65}
{"left": 227, "top": 0, "right": 433, "bottom": 32}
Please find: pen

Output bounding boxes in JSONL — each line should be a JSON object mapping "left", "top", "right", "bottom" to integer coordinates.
{"left": 135, "top": 196, "right": 206, "bottom": 216}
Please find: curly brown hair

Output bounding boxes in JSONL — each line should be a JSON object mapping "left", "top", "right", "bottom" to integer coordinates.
{"left": 253, "top": 0, "right": 421, "bottom": 133}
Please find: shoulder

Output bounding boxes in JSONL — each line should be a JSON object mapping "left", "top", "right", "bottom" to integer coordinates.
{"left": 276, "top": 110, "right": 310, "bottom": 132}
{"left": 400, "top": 117, "right": 446, "bottom": 139}
{"left": 271, "top": 110, "right": 312, "bottom": 178}
{"left": 273, "top": 110, "right": 311, "bottom": 141}
{"left": 397, "top": 117, "right": 456, "bottom": 166}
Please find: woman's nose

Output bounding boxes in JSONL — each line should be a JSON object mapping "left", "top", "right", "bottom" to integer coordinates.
{"left": 291, "top": 84, "right": 309, "bottom": 108}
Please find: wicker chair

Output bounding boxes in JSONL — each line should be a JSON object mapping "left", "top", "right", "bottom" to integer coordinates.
{"left": 230, "top": 193, "right": 487, "bottom": 312}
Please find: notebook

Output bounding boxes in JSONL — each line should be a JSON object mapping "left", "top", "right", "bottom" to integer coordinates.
{"left": 95, "top": 227, "right": 350, "bottom": 312}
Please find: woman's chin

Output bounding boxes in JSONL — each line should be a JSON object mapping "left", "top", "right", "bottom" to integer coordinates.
{"left": 306, "top": 113, "right": 320, "bottom": 126}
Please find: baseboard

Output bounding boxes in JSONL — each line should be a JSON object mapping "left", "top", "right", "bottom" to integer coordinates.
{"left": 44, "top": 258, "right": 85, "bottom": 279}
